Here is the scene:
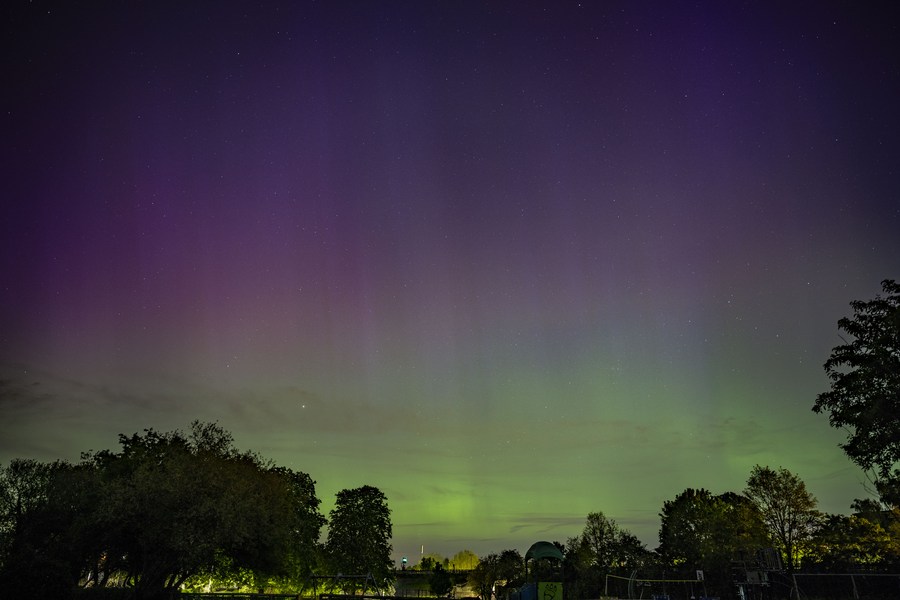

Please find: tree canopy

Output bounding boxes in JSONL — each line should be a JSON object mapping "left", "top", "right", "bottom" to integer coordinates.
{"left": 467, "top": 549, "right": 525, "bottom": 600}
{"left": 0, "top": 422, "right": 325, "bottom": 600}
{"left": 562, "top": 512, "right": 648, "bottom": 600}
{"left": 813, "top": 279, "right": 900, "bottom": 504}
{"left": 658, "top": 488, "right": 768, "bottom": 569}
{"left": 428, "top": 563, "right": 453, "bottom": 597}
{"left": 8, "top": 418, "right": 900, "bottom": 598}
{"left": 0, "top": 459, "right": 76, "bottom": 599}
{"left": 468, "top": 552, "right": 501, "bottom": 600}
{"left": 806, "top": 511, "right": 900, "bottom": 571}
{"left": 744, "top": 465, "right": 819, "bottom": 573}
{"left": 325, "top": 485, "right": 393, "bottom": 591}
{"left": 577, "top": 511, "right": 647, "bottom": 570}
{"left": 450, "top": 549, "right": 479, "bottom": 570}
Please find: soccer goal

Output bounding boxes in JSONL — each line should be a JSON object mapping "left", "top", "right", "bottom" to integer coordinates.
{"left": 604, "top": 572, "right": 707, "bottom": 600}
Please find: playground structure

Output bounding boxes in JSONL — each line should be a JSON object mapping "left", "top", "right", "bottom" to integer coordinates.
{"left": 510, "top": 541, "right": 565, "bottom": 600}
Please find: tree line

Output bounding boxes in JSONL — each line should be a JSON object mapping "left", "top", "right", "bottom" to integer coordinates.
{"left": 416, "top": 463, "right": 896, "bottom": 600}
{"left": 460, "top": 279, "right": 900, "bottom": 600}
{"left": 470, "top": 280, "right": 900, "bottom": 599}
{"left": 1, "top": 280, "right": 897, "bottom": 600}
{"left": 0, "top": 422, "right": 392, "bottom": 600}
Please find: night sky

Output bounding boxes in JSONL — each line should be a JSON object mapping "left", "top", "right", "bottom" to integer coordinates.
{"left": 2, "top": 1, "right": 899, "bottom": 560}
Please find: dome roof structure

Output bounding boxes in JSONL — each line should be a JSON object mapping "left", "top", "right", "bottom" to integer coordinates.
{"left": 524, "top": 541, "right": 564, "bottom": 562}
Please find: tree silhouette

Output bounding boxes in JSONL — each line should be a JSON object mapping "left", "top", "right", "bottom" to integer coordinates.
{"left": 814, "top": 279, "right": 900, "bottom": 505}
{"left": 0, "top": 422, "right": 325, "bottom": 599}
{"left": 325, "top": 485, "right": 393, "bottom": 592}
{"left": 744, "top": 465, "right": 819, "bottom": 573}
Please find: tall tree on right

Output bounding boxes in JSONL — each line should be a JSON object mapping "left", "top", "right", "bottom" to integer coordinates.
{"left": 744, "top": 466, "right": 819, "bottom": 573}
{"left": 813, "top": 279, "right": 900, "bottom": 506}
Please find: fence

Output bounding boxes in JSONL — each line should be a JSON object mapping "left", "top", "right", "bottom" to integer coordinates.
{"left": 791, "top": 573, "right": 900, "bottom": 600}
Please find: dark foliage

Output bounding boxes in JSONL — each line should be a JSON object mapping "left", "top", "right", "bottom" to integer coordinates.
{"left": 0, "top": 422, "right": 324, "bottom": 600}
{"left": 325, "top": 485, "right": 394, "bottom": 592}
{"left": 814, "top": 279, "right": 900, "bottom": 503}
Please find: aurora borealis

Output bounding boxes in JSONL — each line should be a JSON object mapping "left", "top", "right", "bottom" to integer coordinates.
{"left": 2, "top": 1, "right": 899, "bottom": 560}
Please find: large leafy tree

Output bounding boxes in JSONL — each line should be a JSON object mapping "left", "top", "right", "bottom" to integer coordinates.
{"left": 744, "top": 466, "right": 819, "bottom": 572}
{"left": 89, "top": 424, "right": 281, "bottom": 597}
{"left": 813, "top": 279, "right": 900, "bottom": 505}
{"left": 496, "top": 548, "right": 525, "bottom": 590}
{"left": 806, "top": 512, "right": 900, "bottom": 571}
{"left": 465, "top": 549, "right": 523, "bottom": 600}
{"left": 429, "top": 563, "right": 453, "bottom": 597}
{"left": 325, "top": 485, "right": 393, "bottom": 591}
{"left": 450, "top": 549, "right": 479, "bottom": 570}
{"left": 468, "top": 553, "right": 501, "bottom": 600}
{"left": 564, "top": 512, "right": 648, "bottom": 599}
{"left": 2, "top": 422, "right": 324, "bottom": 600}
{"left": 0, "top": 459, "right": 78, "bottom": 599}
{"left": 658, "top": 488, "right": 768, "bottom": 595}
{"left": 563, "top": 536, "right": 600, "bottom": 600}
{"left": 266, "top": 466, "right": 327, "bottom": 589}
{"left": 579, "top": 511, "right": 647, "bottom": 570}
{"left": 0, "top": 458, "right": 53, "bottom": 567}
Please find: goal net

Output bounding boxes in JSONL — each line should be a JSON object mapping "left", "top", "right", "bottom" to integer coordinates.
{"left": 603, "top": 573, "right": 706, "bottom": 600}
